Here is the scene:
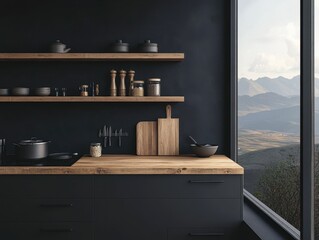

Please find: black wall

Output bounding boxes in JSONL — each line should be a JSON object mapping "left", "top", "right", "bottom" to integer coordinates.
{"left": 0, "top": 0, "right": 230, "bottom": 155}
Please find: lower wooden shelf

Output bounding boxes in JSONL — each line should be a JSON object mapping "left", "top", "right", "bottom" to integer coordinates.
{"left": 0, "top": 96, "right": 184, "bottom": 103}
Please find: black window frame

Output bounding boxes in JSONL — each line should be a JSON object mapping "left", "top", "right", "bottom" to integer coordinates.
{"left": 230, "top": 0, "right": 315, "bottom": 239}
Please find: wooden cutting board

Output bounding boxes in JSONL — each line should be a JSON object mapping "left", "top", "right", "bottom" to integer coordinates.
{"left": 136, "top": 121, "right": 158, "bottom": 156}
{"left": 158, "top": 105, "right": 179, "bottom": 155}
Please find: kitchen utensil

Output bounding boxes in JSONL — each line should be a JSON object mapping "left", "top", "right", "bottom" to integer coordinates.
{"left": 98, "top": 129, "right": 102, "bottom": 138}
{"left": 91, "top": 82, "right": 95, "bottom": 96}
{"left": 12, "top": 87, "right": 30, "bottom": 96}
{"left": 158, "top": 105, "right": 179, "bottom": 155}
{"left": 95, "top": 84, "right": 100, "bottom": 96}
{"left": 13, "top": 138, "right": 51, "bottom": 160}
{"left": 128, "top": 70, "right": 135, "bottom": 96}
{"left": 34, "top": 87, "right": 51, "bottom": 96}
{"left": 79, "top": 85, "right": 89, "bottom": 96}
{"left": 136, "top": 121, "right": 158, "bottom": 156}
{"left": 190, "top": 144, "right": 218, "bottom": 158}
{"left": 119, "top": 70, "right": 126, "bottom": 96}
{"left": 0, "top": 88, "right": 9, "bottom": 96}
{"left": 119, "top": 128, "right": 122, "bottom": 147}
{"left": 54, "top": 88, "right": 59, "bottom": 96}
{"left": 103, "top": 125, "right": 107, "bottom": 148}
{"left": 62, "top": 88, "right": 67, "bottom": 96}
{"left": 114, "top": 130, "right": 118, "bottom": 146}
{"left": 188, "top": 136, "right": 210, "bottom": 147}
{"left": 138, "top": 40, "right": 158, "bottom": 53}
{"left": 50, "top": 40, "right": 71, "bottom": 53}
{"left": 110, "top": 40, "right": 129, "bottom": 53}
{"left": 110, "top": 70, "right": 117, "bottom": 96}
{"left": 48, "top": 152, "right": 79, "bottom": 160}
{"left": 0, "top": 139, "right": 6, "bottom": 160}
{"left": 109, "top": 126, "right": 112, "bottom": 146}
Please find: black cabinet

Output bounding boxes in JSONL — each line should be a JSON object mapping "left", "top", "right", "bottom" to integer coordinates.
{"left": 0, "top": 175, "right": 243, "bottom": 240}
{"left": 0, "top": 175, "right": 94, "bottom": 240}
{"left": 95, "top": 175, "right": 243, "bottom": 240}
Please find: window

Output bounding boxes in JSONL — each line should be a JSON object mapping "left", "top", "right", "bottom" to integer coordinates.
{"left": 315, "top": 0, "right": 319, "bottom": 238}
{"left": 238, "top": 0, "right": 300, "bottom": 230}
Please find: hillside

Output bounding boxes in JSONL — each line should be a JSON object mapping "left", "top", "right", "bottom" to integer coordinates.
{"left": 239, "top": 75, "right": 319, "bottom": 97}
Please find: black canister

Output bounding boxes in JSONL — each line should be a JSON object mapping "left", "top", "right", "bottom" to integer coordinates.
{"left": 138, "top": 40, "right": 158, "bottom": 53}
{"left": 110, "top": 40, "right": 130, "bottom": 53}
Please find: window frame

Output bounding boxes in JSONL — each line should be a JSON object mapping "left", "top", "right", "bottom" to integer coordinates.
{"left": 231, "top": 0, "right": 315, "bottom": 239}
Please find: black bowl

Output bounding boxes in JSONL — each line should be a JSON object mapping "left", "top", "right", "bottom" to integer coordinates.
{"left": 190, "top": 144, "right": 218, "bottom": 158}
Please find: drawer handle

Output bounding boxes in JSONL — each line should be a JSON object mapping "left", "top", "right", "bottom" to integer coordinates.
{"left": 40, "top": 227, "right": 73, "bottom": 233}
{"left": 40, "top": 203, "right": 73, "bottom": 208}
{"left": 188, "top": 232, "right": 224, "bottom": 236}
{"left": 188, "top": 180, "right": 224, "bottom": 183}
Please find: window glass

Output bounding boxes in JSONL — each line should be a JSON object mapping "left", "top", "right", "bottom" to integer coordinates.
{"left": 315, "top": 0, "right": 319, "bottom": 238}
{"left": 238, "top": 0, "right": 300, "bottom": 229}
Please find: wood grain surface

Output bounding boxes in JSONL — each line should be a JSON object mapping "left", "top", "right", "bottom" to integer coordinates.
{"left": 136, "top": 122, "right": 158, "bottom": 156}
{"left": 0, "top": 53, "right": 184, "bottom": 61}
{"left": 158, "top": 105, "right": 179, "bottom": 155}
{"left": 0, "top": 155, "right": 244, "bottom": 175}
{"left": 0, "top": 96, "right": 184, "bottom": 103}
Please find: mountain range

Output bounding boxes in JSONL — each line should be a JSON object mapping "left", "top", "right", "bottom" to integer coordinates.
{"left": 238, "top": 92, "right": 319, "bottom": 134}
{"left": 239, "top": 75, "right": 319, "bottom": 96}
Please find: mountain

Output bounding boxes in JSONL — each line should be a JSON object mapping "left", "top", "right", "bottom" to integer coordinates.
{"left": 239, "top": 106, "right": 300, "bottom": 134}
{"left": 239, "top": 75, "right": 319, "bottom": 96}
{"left": 238, "top": 78, "right": 267, "bottom": 96}
{"left": 238, "top": 92, "right": 299, "bottom": 116}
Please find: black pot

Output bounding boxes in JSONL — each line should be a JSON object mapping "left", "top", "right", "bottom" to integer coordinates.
{"left": 110, "top": 40, "right": 129, "bottom": 53}
{"left": 14, "top": 138, "right": 51, "bottom": 160}
{"left": 138, "top": 40, "right": 158, "bottom": 53}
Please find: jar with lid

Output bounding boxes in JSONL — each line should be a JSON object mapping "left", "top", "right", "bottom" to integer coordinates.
{"left": 90, "top": 143, "right": 102, "bottom": 157}
{"left": 132, "top": 80, "right": 144, "bottom": 97}
{"left": 147, "top": 78, "right": 161, "bottom": 96}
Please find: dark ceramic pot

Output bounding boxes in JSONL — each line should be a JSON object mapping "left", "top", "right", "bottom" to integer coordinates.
{"left": 138, "top": 40, "right": 158, "bottom": 53}
{"left": 110, "top": 40, "right": 130, "bottom": 53}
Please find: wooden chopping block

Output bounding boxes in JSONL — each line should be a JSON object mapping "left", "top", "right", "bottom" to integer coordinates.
{"left": 158, "top": 105, "right": 179, "bottom": 155}
{"left": 136, "top": 121, "right": 158, "bottom": 155}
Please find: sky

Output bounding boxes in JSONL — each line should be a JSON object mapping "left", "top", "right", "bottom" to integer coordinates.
{"left": 238, "top": 0, "right": 303, "bottom": 80}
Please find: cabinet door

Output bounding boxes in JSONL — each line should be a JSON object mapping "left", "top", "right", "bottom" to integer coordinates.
{"left": 0, "top": 222, "right": 93, "bottom": 240}
{"left": 95, "top": 199, "right": 241, "bottom": 240}
{"left": 0, "top": 176, "right": 93, "bottom": 198}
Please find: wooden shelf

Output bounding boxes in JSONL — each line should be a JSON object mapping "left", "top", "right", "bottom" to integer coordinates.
{"left": 0, "top": 53, "right": 184, "bottom": 61}
{"left": 0, "top": 96, "right": 185, "bottom": 103}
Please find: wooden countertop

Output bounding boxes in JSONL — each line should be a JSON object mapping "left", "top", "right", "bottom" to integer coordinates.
{"left": 0, "top": 155, "right": 243, "bottom": 175}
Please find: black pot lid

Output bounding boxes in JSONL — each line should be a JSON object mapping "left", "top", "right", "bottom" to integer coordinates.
{"left": 112, "top": 40, "right": 129, "bottom": 46}
{"left": 18, "top": 139, "right": 50, "bottom": 145}
{"left": 140, "top": 40, "right": 158, "bottom": 47}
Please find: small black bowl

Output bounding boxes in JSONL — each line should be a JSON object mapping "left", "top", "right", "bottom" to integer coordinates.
{"left": 190, "top": 144, "right": 218, "bottom": 158}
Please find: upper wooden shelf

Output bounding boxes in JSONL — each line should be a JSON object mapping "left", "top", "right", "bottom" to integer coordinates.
{"left": 0, "top": 96, "right": 185, "bottom": 103}
{"left": 0, "top": 53, "right": 184, "bottom": 61}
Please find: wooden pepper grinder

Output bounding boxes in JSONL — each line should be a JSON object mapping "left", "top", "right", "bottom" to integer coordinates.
{"left": 119, "top": 70, "right": 127, "bottom": 96}
{"left": 128, "top": 70, "right": 135, "bottom": 96}
{"left": 110, "top": 70, "right": 117, "bottom": 96}
{"left": 95, "top": 84, "right": 100, "bottom": 96}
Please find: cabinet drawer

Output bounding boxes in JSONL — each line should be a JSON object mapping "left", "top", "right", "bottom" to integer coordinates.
{"left": 95, "top": 175, "right": 242, "bottom": 199}
{"left": 0, "top": 222, "right": 93, "bottom": 240}
{"left": 95, "top": 199, "right": 241, "bottom": 240}
{"left": 0, "top": 199, "right": 93, "bottom": 222}
{"left": 0, "top": 176, "right": 93, "bottom": 198}
{"left": 168, "top": 227, "right": 238, "bottom": 240}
